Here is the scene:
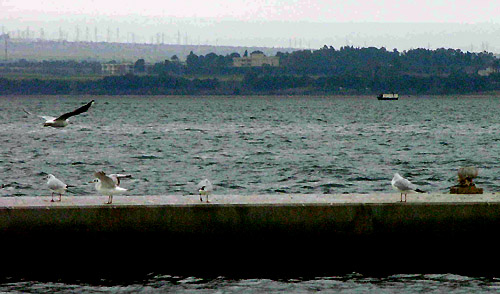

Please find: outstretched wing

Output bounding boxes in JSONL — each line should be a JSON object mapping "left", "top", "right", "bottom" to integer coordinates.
{"left": 109, "top": 174, "right": 132, "bottom": 186}
{"left": 94, "top": 171, "right": 116, "bottom": 189}
{"left": 41, "top": 116, "right": 56, "bottom": 122}
{"left": 56, "top": 100, "right": 94, "bottom": 121}
{"left": 22, "top": 108, "right": 55, "bottom": 122}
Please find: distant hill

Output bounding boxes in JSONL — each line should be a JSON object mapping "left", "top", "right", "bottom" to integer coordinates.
{"left": 3, "top": 39, "right": 297, "bottom": 62}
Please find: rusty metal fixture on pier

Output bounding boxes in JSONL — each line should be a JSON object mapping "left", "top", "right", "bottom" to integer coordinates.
{"left": 450, "top": 166, "right": 483, "bottom": 194}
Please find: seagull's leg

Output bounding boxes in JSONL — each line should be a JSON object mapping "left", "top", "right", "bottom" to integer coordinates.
{"left": 58, "top": 194, "right": 62, "bottom": 202}
{"left": 206, "top": 195, "right": 210, "bottom": 203}
{"left": 200, "top": 194, "right": 203, "bottom": 202}
{"left": 51, "top": 192, "right": 55, "bottom": 202}
{"left": 404, "top": 194, "right": 407, "bottom": 202}
{"left": 400, "top": 193, "right": 403, "bottom": 202}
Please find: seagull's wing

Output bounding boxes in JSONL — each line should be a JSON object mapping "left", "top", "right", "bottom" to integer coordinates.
{"left": 110, "top": 174, "right": 132, "bottom": 179}
{"left": 109, "top": 174, "right": 132, "bottom": 186}
{"left": 205, "top": 182, "right": 213, "bottom": 192}
{"left": 41, "top": 116, "right": 56, "bottom": 122}
{"left": 48, "top": 177, "right": 66, "bottom": 190}
{"left": 56, "top": 100, "right": 94, "bottom": 121}
{"left": 94, "top": 171, "right": 116, "bottom": 189}
{"left": 197, "top": 179, "right": 213, "bottom": 191}
{"left": 197, "top": 179, "right": 208, "bottom": 188}
{"left": 23, "top": 108, "right": 57, "bottom": 122}
{"left": 393, "top": 177, "right": 417, "bottom": 191}
{"left": 109, "top": 175, "right": 120, "bottom": 186}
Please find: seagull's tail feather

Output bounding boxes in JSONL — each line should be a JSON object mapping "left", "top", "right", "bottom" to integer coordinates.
{"left": 65, "top": 185, "right": 76, "bottom": 194}
{"left": 415, "top": 188, "right": 425, "bottom": 193}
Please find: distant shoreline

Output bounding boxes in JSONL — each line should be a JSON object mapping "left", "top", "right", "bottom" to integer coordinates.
{"left": 3, "top": 45, "right": 500, "bottom": 96}
{"left": 3, "top": 92, "right": 500, "bottom": 98}
{"left": 1, "top": 73, "right": 498, "bottom": 96}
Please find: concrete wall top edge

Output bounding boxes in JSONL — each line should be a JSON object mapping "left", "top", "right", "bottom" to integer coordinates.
{"left": 2, "top": 201, "right": 500, "bottom": 211}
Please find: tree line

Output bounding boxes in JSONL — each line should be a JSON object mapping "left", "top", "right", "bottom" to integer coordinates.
{"left": 1, "top": 46, "right": 500, "bottom": 95}
{"left": 0, "top": 59, "right": 102, "bottom": 75}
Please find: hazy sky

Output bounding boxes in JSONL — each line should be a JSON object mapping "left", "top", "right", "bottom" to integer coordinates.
{"left": 2, "top": 0, "right": 499, "bottom": 23}
{"left": 2, "top": 0, "right": 500, "bottom": 51}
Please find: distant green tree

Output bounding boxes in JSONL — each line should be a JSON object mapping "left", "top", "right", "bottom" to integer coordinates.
{"left": 186, "top": 51, "right": 201, "bottom": 72}
{"left": 134, "top": 58, "right": 145, "bottom": 73}
{"left": 242, "top": 71, "right": 258, "bottom": 89}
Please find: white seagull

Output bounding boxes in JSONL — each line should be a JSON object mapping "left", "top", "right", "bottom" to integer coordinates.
{"left": 91, "top": 171, "right": 127, "bottom": 204}
{"left": 25, "top": 100, "right": 94, "bottom": 128}
{"left": 391, "top": 173, "right": 425, "bottom": 202}
{"left": 197, "top": 179, "right": 213, "bottom": 203}
{"left": 46, "top": 174, "right": 71, "bottom": 202}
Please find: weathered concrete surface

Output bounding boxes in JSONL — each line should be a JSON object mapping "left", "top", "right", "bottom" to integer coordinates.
{"left": 2, "top": 193, "right": 500, "bottom": 234}
{"left": 2, "top": 192, "right": 500, "bottom": 207}
{"left": 2, "top": 193, "right": 500, "bottom": 277}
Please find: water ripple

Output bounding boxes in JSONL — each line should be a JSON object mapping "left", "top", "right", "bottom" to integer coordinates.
{"left": 2, "top": 95, "right": 500, "bottom": 198}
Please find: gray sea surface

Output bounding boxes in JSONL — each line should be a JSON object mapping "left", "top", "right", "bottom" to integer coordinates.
{"left": 2, "top": 95, "right": 500, "bottom": 292}
{"left": 2, "top": 95, "right": 500, "bottom": 197}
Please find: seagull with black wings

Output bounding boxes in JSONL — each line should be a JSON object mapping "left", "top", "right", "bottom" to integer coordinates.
{"left": 24, "top": 100, "right": 94, "bottom": 128}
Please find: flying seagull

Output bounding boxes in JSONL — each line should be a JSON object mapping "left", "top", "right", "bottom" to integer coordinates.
{"left": 391, "top": 173, "right": 425, "bottom": 202}
{"left": 25, "top": 100, "right": 94, "bottom": 128}
{"left": 91, "top": 171, "right": 127, "bottom": 204}
{"left": 46, "top": 174, "right": 71, "bottom": 202}
{"left": 197, "top": 179, "right": 213, "bottom": 203}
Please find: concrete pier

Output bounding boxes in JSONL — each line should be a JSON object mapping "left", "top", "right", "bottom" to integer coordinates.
{"left": 2, "top": 193, "right": 500, "bottom": 277}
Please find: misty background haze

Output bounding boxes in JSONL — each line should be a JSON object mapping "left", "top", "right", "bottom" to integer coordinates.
{"left": 2, "top": 18, "right": 500, "bottom": 51}
{"left": 2, "top": 0, "right": 500, "bottom": 60}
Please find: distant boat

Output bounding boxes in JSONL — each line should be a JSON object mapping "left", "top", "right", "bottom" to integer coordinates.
{"left": 377, "top": 93, "right": 399, "bottom": 100}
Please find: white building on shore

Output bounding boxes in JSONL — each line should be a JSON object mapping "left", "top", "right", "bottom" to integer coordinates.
{"left": 101, "top": 63, "right": 134, "bottom": 75}
{"left": 233, "top": 51, "right": 279, "bottom": 67}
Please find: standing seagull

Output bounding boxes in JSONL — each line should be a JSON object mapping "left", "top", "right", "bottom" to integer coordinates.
{"left": 197, "top": 179, "right": 213, "bottom": 203}
{"left": 25, "top": 100, "right": 94, "bottom": 128}
{"left": 46, "top": 174, "right": 70, "bottom": 202}
{"left": 92, "top": 171, "right": 127, "bottom": 204}
{"left": 391, "top": 173, "right": 425, "bottom": 202}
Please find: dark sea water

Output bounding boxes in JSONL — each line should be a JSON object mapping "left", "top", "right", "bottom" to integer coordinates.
{"left": 2, "top": 95, "right": 500, "bottom": 292}
{"left": 2, "top": 273, "right": 500, "bottom": 293}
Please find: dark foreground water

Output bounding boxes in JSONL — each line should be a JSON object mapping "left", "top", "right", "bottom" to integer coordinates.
{"left": 2, "top": 95, "right": 500, "bottom": 292}
{"left": 2, "top": 274, "right": 500, "bottom": 293}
